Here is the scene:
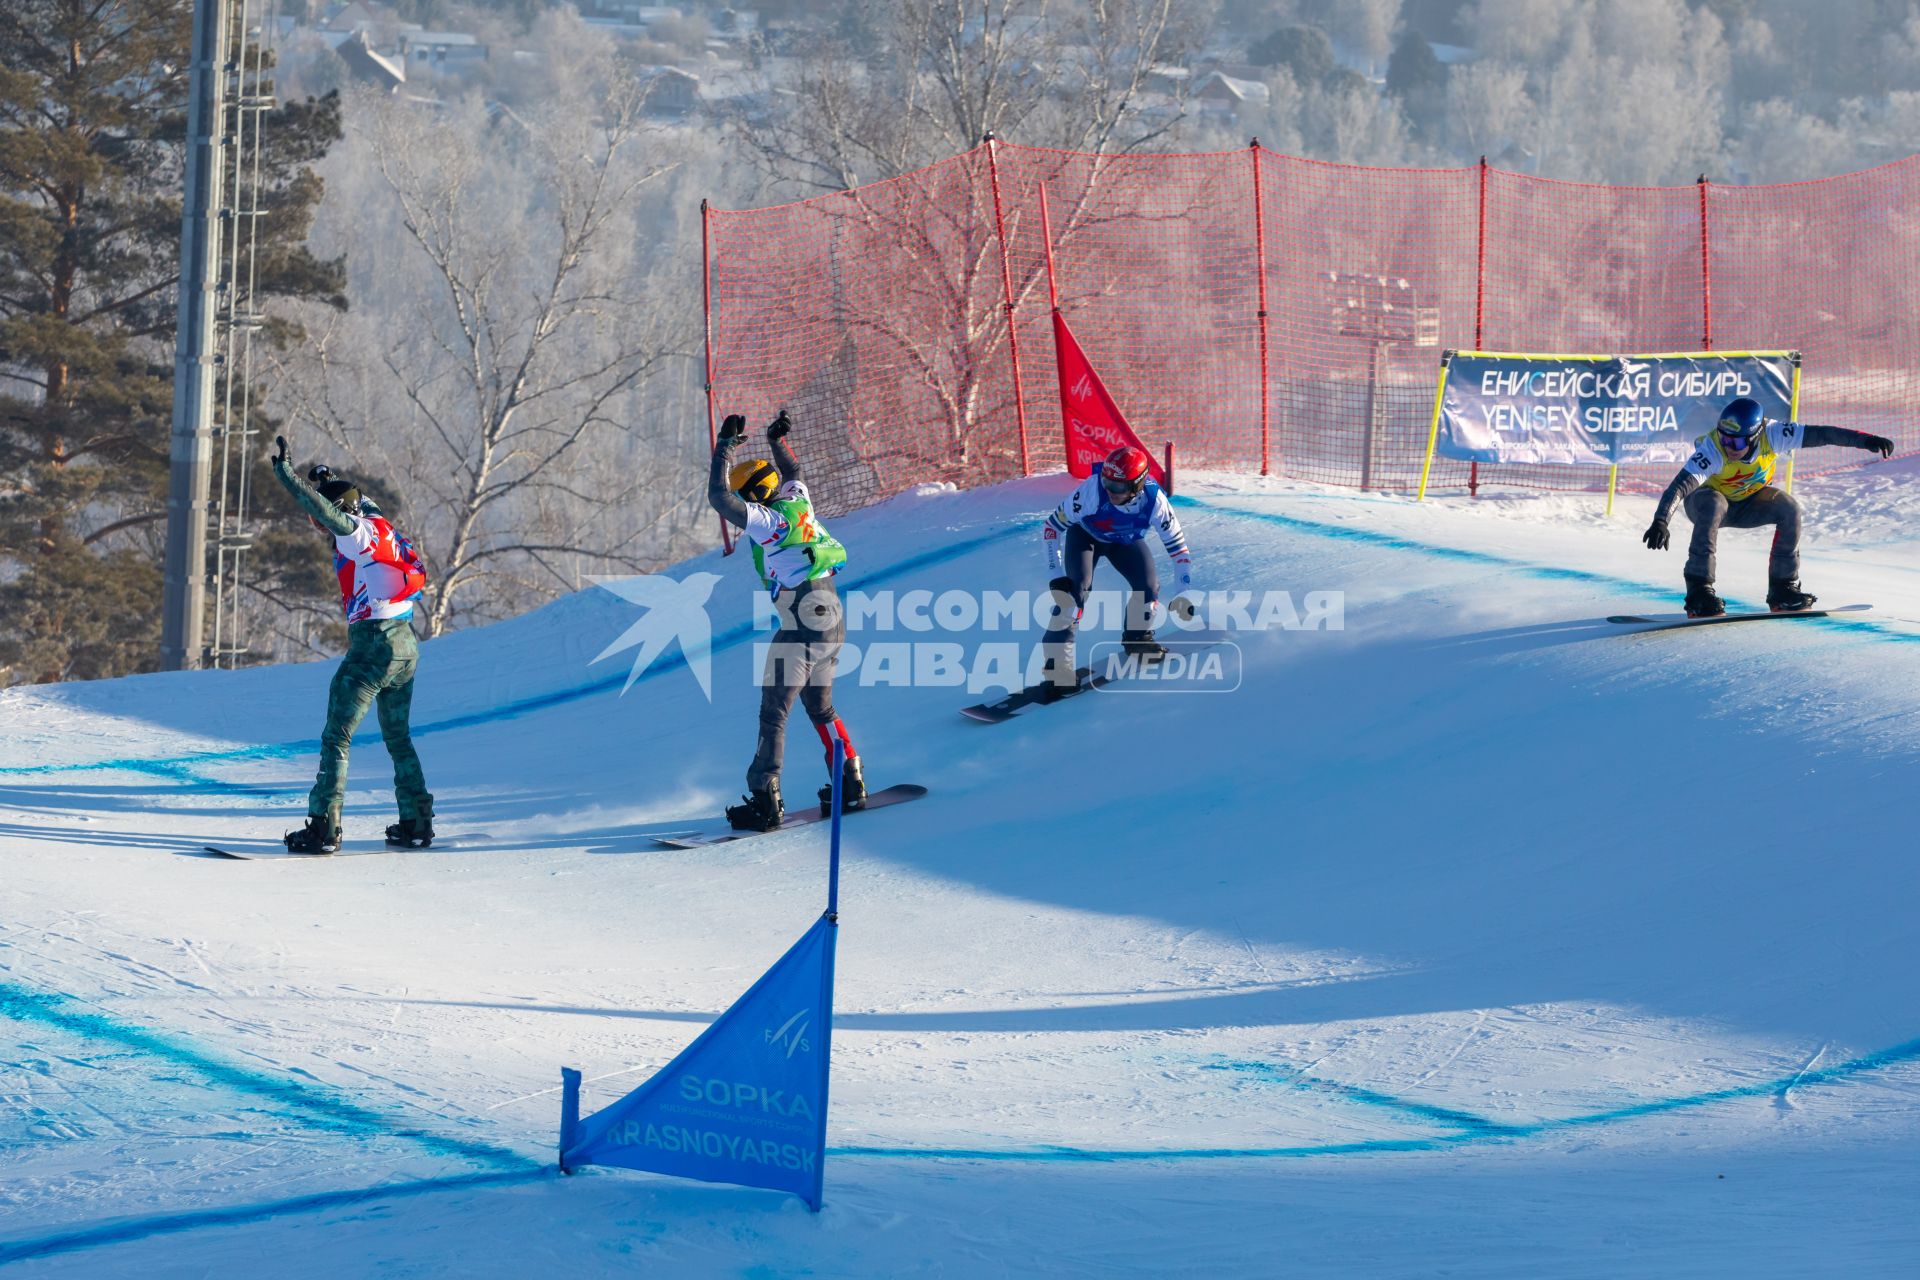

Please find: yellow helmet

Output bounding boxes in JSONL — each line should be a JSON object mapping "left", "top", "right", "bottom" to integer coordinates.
{"left": 729, "top": 458, "right": 778, "bottom": 503}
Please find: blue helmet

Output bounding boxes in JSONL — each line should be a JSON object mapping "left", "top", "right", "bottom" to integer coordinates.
{"left": 1717, "top": 397, "right": 1767, "bottom": 440}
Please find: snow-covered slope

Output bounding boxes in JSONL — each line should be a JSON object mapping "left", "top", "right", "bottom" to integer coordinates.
{"left": 4, "top": 466, "right": 1919, "bottom": 1276}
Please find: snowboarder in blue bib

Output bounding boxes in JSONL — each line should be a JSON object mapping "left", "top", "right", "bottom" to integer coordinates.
{"left": 1641, "top": 397, "right": 1892, "bottom": 617}
{"left": 1039, "top": 445, "right": 1196, "bottom": 698}
{"left": 708, "top": 411, "right": 863, "bottom": 832}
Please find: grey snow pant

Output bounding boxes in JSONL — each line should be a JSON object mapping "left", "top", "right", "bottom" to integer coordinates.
{"left": 1684, "top": 484, "right": 1802, "bottom": 583}
{"left": 748, "top": 577, "right": 844, "bottom": 791}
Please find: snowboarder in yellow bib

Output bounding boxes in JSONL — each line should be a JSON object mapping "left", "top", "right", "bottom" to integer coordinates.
{"left": 708, "top": 410, "right": 863, "bottom": 832}
{"left": 1641, "top": 397, "right": 1892, "bottom": 617}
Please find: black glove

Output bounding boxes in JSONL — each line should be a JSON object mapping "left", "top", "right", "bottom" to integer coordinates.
{"left": 1048, "top": 575, "right": 1076, "bottom": 601}
{"left": 1642, "top": 519, "right": 1670, "bottom": 551}
{"left": 274, "top": 435, "right": 289, "bottom": 465}
{"left": 1169, "top": 595, "right": 1198, "bottom": 622}
{"left": 766, "top": 410, "right": 792, "bottom": 442}
{"left": 1863, "top": 433, "right": 1894, "bottom": 458}
{"left": 718, "top": 413, "right": 746, "bottom": 444}
{"left": 307, "top": 463, "right": 332, "bottom": 485}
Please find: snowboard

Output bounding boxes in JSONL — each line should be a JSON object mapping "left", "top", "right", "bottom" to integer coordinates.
{"left": 203, "top": 835, "right": 485, "bottom": 860}
{"left": 651, "top": 783, "right": 928, "bottom": 849}
{"left": 1607, "top": 603, "right": 1870, "bottom": 633}
{"left": 960, "top": 631, "right": 1233, "bottom": 723}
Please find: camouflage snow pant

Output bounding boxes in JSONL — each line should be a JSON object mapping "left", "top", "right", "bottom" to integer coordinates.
{"left": 309, "top": 616, "right": 433, "bottom": 826}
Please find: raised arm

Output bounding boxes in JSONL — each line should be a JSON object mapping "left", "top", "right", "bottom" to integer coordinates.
{"left": 767, "top": 410, "right": 802, "bottom": 482}
{"left": 272, "top": 437, "right": 355, "bottom": 536}
{"left": 708, "top": 414, "right": 751, "bottom": 530}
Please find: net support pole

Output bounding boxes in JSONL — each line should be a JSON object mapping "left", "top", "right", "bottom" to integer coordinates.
{"left": 1469, "top": 157, "right": 1488, "bottom": 500}
{"left": 1250, "top": 139, "right": 1273, "bottom": 476}
{"left": 1606, "top": 464, "right": 1619, "bottom": 517}
{"left": 1039, "top": 184, "right": 1071, "bottom": 466}
{"left": 1697, "top": 175, "right": 1713, "bottom": 350}
{"left": 1163, "top": 441, "right": 1175, "bottom": 497}
{"left": 702, "top": 199, "right": 734, "bottom": 556}
{"left": 1416, "top": 351, "right": 1453, "bottom": 502}
{"left": 983, "top": 136, "right": 1033, "bottom": 475}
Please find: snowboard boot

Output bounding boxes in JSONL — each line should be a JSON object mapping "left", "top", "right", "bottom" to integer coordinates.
{"left": 819, "top": 754, "right": 868, "bottom": 814}
{"left": 726, "top": 780, "right": 784, "bottom": 833}
{"left": 385, "top": 817, "right": 435, "bottom": 849}
{"left": 1122, "top": 629, "right": 1169, "bottom": 660}
{"left": 1035, "top": 638, "right": 1079, "bottom": 704}
{"left": 284, "top": 814, "right": 341, "bottom": 855}
{"left": 1767, "top": 578, "right": 1818, "bottom": 613}
{"left": 1683, "top": 576, "right": 1725, "bottom": 619}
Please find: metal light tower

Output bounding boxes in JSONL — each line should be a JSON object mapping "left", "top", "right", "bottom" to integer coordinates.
{"left": 160, "top": 0, "right": 231, "bottom": 670}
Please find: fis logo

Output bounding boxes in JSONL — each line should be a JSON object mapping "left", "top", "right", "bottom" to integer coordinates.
{"left": 1069, "top": 373, "right": 1093, "bottom": 402}
{"left": 765, "top": 1009, "right": 811, "bottom": 1058}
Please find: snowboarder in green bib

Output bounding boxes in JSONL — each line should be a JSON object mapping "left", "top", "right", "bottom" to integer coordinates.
{"left": 270, "top": 436, "right": 434, "bottom": 854}
{"left": 708, "top": 410, "right": 863, "bottom": 832}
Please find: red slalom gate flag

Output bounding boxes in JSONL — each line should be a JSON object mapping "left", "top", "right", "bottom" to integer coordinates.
{"left": 1052, "top": 310, "right": 1167, "bottom": 484}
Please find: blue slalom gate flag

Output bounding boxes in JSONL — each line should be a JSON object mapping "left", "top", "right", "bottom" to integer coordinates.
{"left": 560, "top": 913, "right": 837, "bottom": 1208}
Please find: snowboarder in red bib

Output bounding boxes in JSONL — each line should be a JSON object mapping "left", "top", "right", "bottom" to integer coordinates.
{"left": 708, "top": 411, "right": 863, "bottom": 832}
{"left": 1038, "top": 445, "right": 1195, "bottom": 697}
{"left": 271, "top": 436, "right": 434, "bottom": 854}
{"left": 1641, "top": 398, "right": 1892, "bottom": 617}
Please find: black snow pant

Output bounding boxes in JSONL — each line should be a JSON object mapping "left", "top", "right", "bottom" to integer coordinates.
{"left": 1684, "top": 484, "right": 1802, "bottom": 583}
{"left": 748, "top": 576, "right": 845, "bottom": 792}
{"left": 1045, "top": 525, "right": 1160, "bottom": 647}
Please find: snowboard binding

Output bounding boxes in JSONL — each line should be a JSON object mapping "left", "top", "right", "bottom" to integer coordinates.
{"left": 818, "top": 754, "right": 868, "bottom": 814}
{"left": 284, "top": 815, "right": 341, "bottom": 855}
{"left": 726, "top": 781, "right": 784, "bottom": 833}
{"left": 385, "top": 817, "right": 435, "bottom": 849}
{"left": 1767, "top": 579, "right": 1818, "bottom": 613}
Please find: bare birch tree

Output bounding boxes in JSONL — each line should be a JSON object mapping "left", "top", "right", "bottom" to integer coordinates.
{"left": 272, "top": 76, "right": 708, "bottom": 636}
{"left": 739, "top": 0, "right": 1198, "bottom": 194}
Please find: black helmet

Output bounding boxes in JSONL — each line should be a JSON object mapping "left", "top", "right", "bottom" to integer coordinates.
{"left": 317, "top": 477, "right": 362, "bottom": 514}
{"left": 1716, "top": 397, "right": 1767, "bottom": 440}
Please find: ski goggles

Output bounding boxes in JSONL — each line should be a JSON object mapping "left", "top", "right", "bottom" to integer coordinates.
{"left": 1718, "top": 428, "right": 1758, "bottom": 450}
{"left": 1102, "top": 474, "right": 1144, "bottom": 498}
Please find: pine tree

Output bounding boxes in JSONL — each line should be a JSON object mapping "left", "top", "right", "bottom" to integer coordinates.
{"left": 0, "top": 0, "right": 343, "bottom": 684}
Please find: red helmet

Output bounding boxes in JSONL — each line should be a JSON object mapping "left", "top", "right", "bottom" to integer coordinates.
{"left": 1100, "top": 446, "right": 1152, "bottom": 501}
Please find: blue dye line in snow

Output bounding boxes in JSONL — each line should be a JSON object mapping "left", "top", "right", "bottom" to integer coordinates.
{"left": 1202, "top": 1059, "right": 1521, "bottom": 1134}
{"left": 833, "top": 1034, "right": 1920, "bottom": 1163}
{"left": 0, "top": 521, "right": 1033, "bottom": 783}
{"left": 0, "top": 1169, "right": 551, "bottom": 1266}
{"left": 0, "top": 980, "right": 539, "bottom": 1173}
{"left": 1180, "top": 494, "right": 1920, "bottom": 645}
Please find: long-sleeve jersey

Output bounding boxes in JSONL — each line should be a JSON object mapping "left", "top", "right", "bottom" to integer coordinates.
{"left": 1042, "top": 475, "right": 1192, "bottom": 589}
{"left": 274, "top": 459, "right": 425, "bottom": 624}
{"left": 1652, "top": 421, "right": 1885, "bottom": 523}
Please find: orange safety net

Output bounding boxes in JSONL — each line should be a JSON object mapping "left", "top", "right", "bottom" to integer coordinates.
{"left": 705, "top": 143, "right": 1920, "bottom": 516}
